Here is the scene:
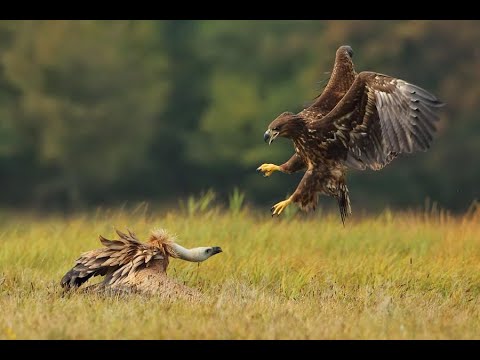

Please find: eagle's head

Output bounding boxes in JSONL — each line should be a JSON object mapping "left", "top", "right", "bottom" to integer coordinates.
{"left": 264, "top": 111, "right": 305, "bottom": 144}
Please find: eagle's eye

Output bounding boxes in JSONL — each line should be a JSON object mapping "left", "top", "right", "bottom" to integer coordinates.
{"left": 272, "top": 127, "right": 280, "bottom": 132}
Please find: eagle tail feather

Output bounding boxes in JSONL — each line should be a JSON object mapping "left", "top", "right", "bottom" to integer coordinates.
{"left": 337, "top": 184, "right": 352, "bottom": 226}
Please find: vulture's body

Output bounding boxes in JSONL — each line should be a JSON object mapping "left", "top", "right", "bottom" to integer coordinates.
{"left": 258, "top": 45, "right": 444, "bottom": 222}
{"left": 61, "top": 229, "right": 222, "bottom": 298}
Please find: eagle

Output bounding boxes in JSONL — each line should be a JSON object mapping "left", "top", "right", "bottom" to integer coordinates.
{"left": 257, "top": 45, "right": 444, "bottom": 223}
{"left": 61, "top": 228, "right": 222, "bottom": 297}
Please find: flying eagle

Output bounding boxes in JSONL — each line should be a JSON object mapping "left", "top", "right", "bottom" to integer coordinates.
{"left": 61, "top": 228, "right": 222, "bottom": 297}
{"left": 257, "top": 45, "right": 444, "bottom": 223}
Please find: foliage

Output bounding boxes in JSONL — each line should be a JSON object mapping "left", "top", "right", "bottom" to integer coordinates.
{"left": 0, "top": 20, "right": 478, "bottom": 212}
{"left": 228, "top": 187, "right": 245, "bottom": 215}
{"left": 1, "top": 207, "right": 479, "bottom": 339}
{"left": 179, "top": 189, "right": 217, "bottom": 217}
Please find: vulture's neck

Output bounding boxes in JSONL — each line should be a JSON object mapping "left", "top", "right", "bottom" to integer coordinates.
{"left": 170, "top": 243, "right": 205, "bottom": 262}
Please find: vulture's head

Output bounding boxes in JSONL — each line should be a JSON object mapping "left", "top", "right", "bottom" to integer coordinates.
{"left": 264, "top": 111, "right": 305, "bottom": 144}
{"left": 189, "top": 246, "right": 223, "bottom": 262}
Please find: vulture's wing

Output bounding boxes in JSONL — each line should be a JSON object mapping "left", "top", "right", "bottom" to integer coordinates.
{"left": 313, "top": 71, "right": 444, "bottom": 170}
{"left": 60, "top": 229, "right": 166, "bottom": 289}
{"left": 301, "top": 46, "right": 357, "bottom": 120}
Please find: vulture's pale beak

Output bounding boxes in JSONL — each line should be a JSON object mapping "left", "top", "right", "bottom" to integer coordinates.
{"left": 264, "top": 129, "right": 279, "bottom": 145}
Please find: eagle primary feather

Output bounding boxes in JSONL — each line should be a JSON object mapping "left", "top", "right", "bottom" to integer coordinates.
{"left": 258, "top": 45, "right": 444, "bottom": 223}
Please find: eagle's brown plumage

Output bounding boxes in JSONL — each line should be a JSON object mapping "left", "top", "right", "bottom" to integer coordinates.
{"left": 61, "top": 229, "right": 222, "bottom": 298}
{"left": 258, "top": 45, "right": 444, "bottom": 223}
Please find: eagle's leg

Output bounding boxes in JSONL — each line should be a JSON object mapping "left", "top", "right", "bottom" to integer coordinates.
{"left": 271, "top": 196, "right": 293, "bottom": 216}
{"left": 256, "top": 163, "right": 281, "bottom": 177}
{"left": 257, "top": 153, "right": 306, "bottom": 177}
{"left": 271, "top": 170, "right": 321, "bottom": 216}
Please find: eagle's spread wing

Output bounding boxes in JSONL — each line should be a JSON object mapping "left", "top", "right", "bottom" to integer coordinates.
{"left": 60, "top": 229, "right": 167, "bottom": 289}
{"left": 301, "top": 46, "right": 357, "bottom": 120}
{"left": 313, "top": 71, "right": 444, "bottom": 170}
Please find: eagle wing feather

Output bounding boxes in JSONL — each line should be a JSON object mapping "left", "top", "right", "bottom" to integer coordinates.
{"left": 313, "top": 71, "right": 444, "bottom": 171}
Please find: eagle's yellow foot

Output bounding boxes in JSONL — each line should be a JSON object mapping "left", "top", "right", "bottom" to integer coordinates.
{"left": 271, "top": 197, "right": 293, "bottom": 216}
{"left": 257, "top": 163, "right": 281, "bottom": 177}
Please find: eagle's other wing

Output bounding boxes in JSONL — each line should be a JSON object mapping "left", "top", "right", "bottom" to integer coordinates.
{"left": 301, "top": 45, "right": 357, "bottom": 120}
{"left": 313, "top": 71, "right": 444, "bottom": 170}
{"left": 60, "top": 229, "right": 166, "bottom": 289}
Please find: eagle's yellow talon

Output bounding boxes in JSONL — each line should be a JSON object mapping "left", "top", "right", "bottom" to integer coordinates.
{"left": 271, "top": 197, "right": 292, "bottom": 216}
{"left": 257, "top": 163, "right": 281, "bottom": 177}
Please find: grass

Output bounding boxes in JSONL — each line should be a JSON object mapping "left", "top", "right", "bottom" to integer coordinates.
{"left": 1, "top": 201, "right": 480, "bottom": 339}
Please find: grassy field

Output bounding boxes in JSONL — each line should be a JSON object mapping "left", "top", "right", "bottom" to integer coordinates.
{"left": 1, "top": 201, "right": 480, "bottom": 339}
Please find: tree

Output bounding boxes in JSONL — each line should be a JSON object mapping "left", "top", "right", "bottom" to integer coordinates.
{"left": 1, "top": 20, "right": 169, "bottom": 209}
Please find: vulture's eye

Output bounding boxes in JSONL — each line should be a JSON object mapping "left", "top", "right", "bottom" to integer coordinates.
{"left": 206, "top": 249, "right": 211, "bottom": 254}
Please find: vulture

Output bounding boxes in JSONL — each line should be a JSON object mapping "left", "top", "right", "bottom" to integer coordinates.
{"left": 257, "top": 45, "right": 444, "bottom": 223}
{"left": 61, "top": 228, "right": 222, "bottom": 298}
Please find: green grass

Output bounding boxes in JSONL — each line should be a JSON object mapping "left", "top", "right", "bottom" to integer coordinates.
{"left": 1, "top": 203, "right": 480, "bottom": 339}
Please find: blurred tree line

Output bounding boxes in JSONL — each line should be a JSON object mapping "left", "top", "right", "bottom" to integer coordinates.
{"left": 0, "top": 20, "right": 477, "bottom": 212}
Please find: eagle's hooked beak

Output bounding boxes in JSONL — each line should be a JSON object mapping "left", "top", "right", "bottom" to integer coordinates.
{"left": 212, "top": 246, "right": 223, "bottom": 255}
{"left": 264, "top": 129, "right": 279, "bottom": 145}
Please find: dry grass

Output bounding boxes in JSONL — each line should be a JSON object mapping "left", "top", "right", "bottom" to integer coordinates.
{"left": 1, "top": 204, "right": 480, "bottom": 339}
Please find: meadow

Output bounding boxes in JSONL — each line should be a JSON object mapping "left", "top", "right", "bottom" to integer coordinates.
{"left": 1, "top": 197, "right": 480, "bottom": 339}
